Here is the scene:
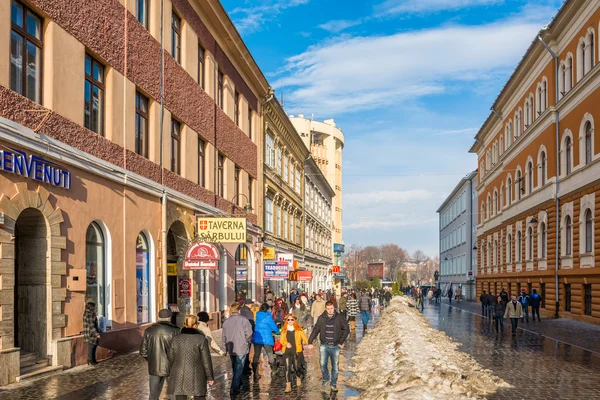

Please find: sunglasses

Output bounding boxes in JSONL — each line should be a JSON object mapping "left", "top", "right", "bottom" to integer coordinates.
{"left": 286, "top": 318, "right": 295, "bottom": 321}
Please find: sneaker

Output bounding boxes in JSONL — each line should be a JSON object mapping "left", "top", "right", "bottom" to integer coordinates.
{"left": 331, "top": 385, "right": 339, "bottom": 392}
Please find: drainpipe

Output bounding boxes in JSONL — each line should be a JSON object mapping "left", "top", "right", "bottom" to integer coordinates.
{"left": 159, "top": 0, "right": 168, "bottom": 309}
{"left": 538, "top": 34, "right": 560, "bottom": 318}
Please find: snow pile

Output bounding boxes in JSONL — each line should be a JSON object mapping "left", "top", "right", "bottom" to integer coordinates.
{"left": 346, "top": 297, "right": 508, "bottom": 400}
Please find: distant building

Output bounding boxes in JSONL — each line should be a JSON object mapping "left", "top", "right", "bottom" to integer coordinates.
{"left": 437, "top": 171, "right": 478, "bottom": 300}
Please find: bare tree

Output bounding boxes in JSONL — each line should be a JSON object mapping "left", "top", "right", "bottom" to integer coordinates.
{"left": 361, "top": 246, "right": 382, "bottom": 263}
{"left": 381, "top": 243, "right": 408, "bottom": 281}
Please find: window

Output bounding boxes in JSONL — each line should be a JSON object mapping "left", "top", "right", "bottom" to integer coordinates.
{"left": 508, "top": 234, "right": 512, "bottom": 263}
{"left": 508, "top": 178, "right": 512, "bottom": 205}
{"left": 217, "top": 70, "right": 224, "bottom": 110}
{"left": 527, "top": 162, "right": 533, "bottom": 194}
{"left": 568, "top": 56, "right": 573, "bottom": 89}
{"left": 234, "top": 166, "right": 240, "bottom": 202}
{"left": 528, "top": 227, "right": 533, "bottom": 260}
{"left": 135, "top": 91, "right": 149, "bottom": 158}
{"left": 265, "top": 134, "right": 275, "bottom": 168}
{"left": 10, "top": 0, "right": 42, "bottom": 102}
{"left": 541, "top": 222, "right": 546, "bottom": 258}
{"left": 565, "top": 284, "right": 571, "bottom": 312}
{"left": 276, "top": 205, "right": 281, "bottom": 237}
{"left": 171, "top": 11, "right": 181, "bottom": 63}
{"left": 582, "top": 41, "right": 587, "bottom": 76}
{"left": 217, "top": 154, "right": 224, "bottom": 197}
{"left": 248, "top": 177, "right": 253, "bottom": 209}
{"left": 136, "top": 0, "right": 149, "bottom": 28}
{"left": 265, "top": 198, "right": 273, "bottom": 233}
{"left": 561, "top": 64, "right": 566, "bottom": 95}
{"left": 277, "top": 147, "right": 282, "bottom": 175}
{"left": 566, "top": 136, "right": 572, "bottom": 175}
{"left": 283, "top": 154, "right": 289, "bottom": 183}
{"left": 517, "top": 230, "right": 522, "bottom": 262}
{"left": 198, "top": 44, "right": 205, "bottom": 88}
{"left": 295, "top": 168, "right": 301, "bottom": 194}
{"left": 283, "top": 211, "right": 288, "bottom": 240}
{"left": 248, "top": 106, "right": 253, "bottom": 139}
{"left": 541, "top": 283, "right": 546, "bottom": 308}
{"left": 86, "top": 222, "right": 106, "bottom": 319}
{"left": 543, "top": 80, "right": 547, "bottom": 110}
{"left": 198, "top": 138, "right": 205, "bottom": 187}
{"left": 136, "top": 232, "right": 150, "bottom": 324}
{"left": 493, "top": 191, "right": 498, "bottom": 215}
{"left": 170, "top": 119, "right": 181, "bottom": 174}
{"left": 84, "top": 54, "right": 105, "bottom": 135}
{"left": 566, "top": 216, "right": 572, "bottom": 256}
{"left": 585, "top": 209, "right": 593, "bottom": 253}
{"left": 517, "top": 170, "right": 522, "bottom": 200}
{"left": 590, "top": 32, "right": 595, "bottom": 70}
{"left": 584, "top": 284, "right": 592, "bottom": 316}
{"left": 234, "top": 91, "right": 240, "bottom": 126}
{"left": 585, "top": 122, "right": 592, "bottom": 165}
{"left": 541, "top": 151, "right": 546, "bottom": 186}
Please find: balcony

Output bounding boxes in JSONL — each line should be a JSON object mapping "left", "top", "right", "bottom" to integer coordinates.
{"left": 312, "top": 144, "right": 327, "bottom": 163}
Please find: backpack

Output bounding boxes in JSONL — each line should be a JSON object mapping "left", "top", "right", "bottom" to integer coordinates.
{"left": 519, "top": 295, "right": 528, "bottom": 306}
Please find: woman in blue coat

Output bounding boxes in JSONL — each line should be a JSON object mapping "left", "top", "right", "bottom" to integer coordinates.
{"left": 252, "top": 303, "right": 280, "bottom": 380}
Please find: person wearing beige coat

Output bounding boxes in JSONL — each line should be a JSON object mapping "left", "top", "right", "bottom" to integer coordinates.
{"left": 504, "top": 296, "right": 524, "bottom": 336}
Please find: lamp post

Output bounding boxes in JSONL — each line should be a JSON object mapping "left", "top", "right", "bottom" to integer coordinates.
{"left": 231, "top": 194, "right": 253, "bottom": 214}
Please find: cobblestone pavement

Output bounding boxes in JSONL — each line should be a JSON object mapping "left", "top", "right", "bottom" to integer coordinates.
{"left": 0, "top": 311, "right": 380, "bottom": 400}
{"left": 421, "top": 301, "right": 600, "bottom": 400}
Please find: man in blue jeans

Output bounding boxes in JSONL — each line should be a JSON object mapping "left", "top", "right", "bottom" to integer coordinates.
{"left": 358, "top": 290, "right": 372, "bottom": 332}
{"left": 222, "top": 302, "right": 253, "bottom": 396}
{"left": 308, "top": 301, "right": 349, "bottom": 392}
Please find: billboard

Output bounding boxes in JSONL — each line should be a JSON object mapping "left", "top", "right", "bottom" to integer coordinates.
{"left": 367, "top": 262, "right": 384, "bottom": 279}
{"left": 264, "top": 262, "right": 289, "bottom": 280}
{"left": 197, "top": 217, "right": 246, "bottom": 243}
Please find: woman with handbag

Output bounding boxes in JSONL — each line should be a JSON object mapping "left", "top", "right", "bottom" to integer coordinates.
{"left": 347, "top": 293, "right": 359, "bottom": 331}
{"left": 279, "top": 313, "right": 309, "bottom": 393}
{"left": 252, "top": 303, "right": 280, "bottom": 380}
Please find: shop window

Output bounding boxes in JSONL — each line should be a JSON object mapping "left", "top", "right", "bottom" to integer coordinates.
{"left": 234, "top": 244, "right": 249, "bottom": 301}
{"left": 135, "top": 91, "right": 149, "bottom": 158}
{"left": 10, "top": 0, "right": 42, "bottom": 103}
{"left": 584, "top": 284, "right": 592, "bottom": 316}
{"left": 86, "top": 222, "right": 107, "bottom": 320}
{"left": 565, "top": 284, "right": 571, "bottom": 312}
{"left": 84, "top": 54, "right": 105, "bottom": 135}
{"left": 136, "top": 232, "right": 150, "bottom": 324}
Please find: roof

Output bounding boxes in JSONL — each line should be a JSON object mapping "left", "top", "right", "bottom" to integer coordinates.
{"left": 436, "top": 170, "right": 478, "bottom": 213}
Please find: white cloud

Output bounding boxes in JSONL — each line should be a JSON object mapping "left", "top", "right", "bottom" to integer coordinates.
{"left": 345, "top": 213, "right": 438, "bottom": 230}
{"left": 376, "top": 0, "right": 503, "bottom": 15}
{"left": 318, "top": 19, "right": 363, "bottom": 33}
{"left": 230, "top": 0, "right": 311, "bottom": 34}
{"left": 273, "top": 12, "right": 555, "bottom": 114}
{"left": 345, "top": 189, "right": 434, "bottom": 207}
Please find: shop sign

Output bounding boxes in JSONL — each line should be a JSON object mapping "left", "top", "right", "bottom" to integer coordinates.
{"left": 178, "top": 278, "right": 192, "bottom": 297}
{"left": 0, "top": 147, "right": 71, "bottom": 189}
{"left": 183, "top": 242, "right": 220, "bottom": 270}
{"left": 289, "top": 270, "right": 313, "bottom": 282}
{"left": 278, "top": 253, "right": 294, "bottom": 271}
{"left": 263, "top": 247, "right": 275, "bottom": 260}
{"left": 167, "top": 263, "right": 178, "bottom": 276}
{"left": 333, "top": 243, "right": 345, "bottom": 253}
{"left": 236, "top": 268, "right": 248, "bottom": 279}
{"left": 333, "top": 274, "right": 348, "bottom": 280}
{"left": 331, "top": 265, "right": 341, "bottom": 274}
{"left": 264, "top": 262, "right": 289, "bottom": 280}
{"left": 197, "top": 217, "right": 246, "bottom": 243}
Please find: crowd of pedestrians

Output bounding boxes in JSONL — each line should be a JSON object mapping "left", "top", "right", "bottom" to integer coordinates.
{"left": 479, "top": 287, "right": 543, "bottom": 336}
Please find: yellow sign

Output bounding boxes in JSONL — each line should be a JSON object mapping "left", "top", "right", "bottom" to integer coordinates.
{"left": 167, "top": 263, "right": 178, "bottom": 276}
{"left": 197, "top": 217, "right": 247, "bottom": 243}
{"left": 263, "top": 247, "right": 275, "bottom": 260}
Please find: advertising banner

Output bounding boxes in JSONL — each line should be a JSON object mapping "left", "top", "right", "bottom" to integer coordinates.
{"left": 197, "top": 217, "right": 246, "bottom": 243}
{"left": 333, "top": 274, "right": 348, "bottom": 280}
{"left": 264, "top": 262, "right": 289, "bottom": 280}
{"left": 367, "top": 262, "right": 384, "bottom": 279}
{"left": 278, "top": 253, "right": 294, "bottom": 270}
{"left": 263, "top": 247, "right": 275, "bottom": 260}
{"left": 289, "top": 270, "right": 313, "bottom": 281}
{"left": 236, "top": 268, "right": 248, "bottom": 279}
{"left": 178, "top": 278, "right": 192, "bottom": 297}
{"left": 136, "top": 248, "right": 150, "bottom": 324}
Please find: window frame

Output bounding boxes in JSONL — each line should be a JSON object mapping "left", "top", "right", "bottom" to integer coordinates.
{"left": 136, "top": 0, "right": 149, "bottom": 29}
{"left": 585, "top": 209, "right": 593, "bottom": 253}
{"left": 234, "top": 166, "right": 240, "bottom": 203}
{"left": 170, "top": 119, "right": 181, "bottom": 174}
{"left": 217, "top": 153, "right": 224, "bottom": 198}
{"left": 585, "top": 122, "right": 592, "bottom": 165}
{"left": 217, "top": 70, "right": 224, "bottom": 110}
{"left": 566, "top": 215, "right": 572, "bottom": 256}
{"left": 84, "top": 53, "right": 105, "bottom": 135}
{"left": 135, "top": 91, "right": 149, "bottom": 158}
{"left": 171, "top": 11, "right": 182, "bottom": 64}
{"left": 198, "top": 43, "right": 205, "bottom": 88}
{"left": 234, "top": 90, "right": 240, "bottom": 126}
{"left": 198, "top": 137, "right": 205, "bottom": 187}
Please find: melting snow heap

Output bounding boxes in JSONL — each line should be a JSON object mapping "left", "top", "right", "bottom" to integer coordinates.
{"left": 347, "top": 296, "right": 509, "bottom": 400}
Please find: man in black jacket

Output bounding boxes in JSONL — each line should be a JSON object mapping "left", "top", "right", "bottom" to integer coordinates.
{"left": 308, "top": 301, "right": 349, "bottom": 393}
{"left": 479, "top": 290, "right": 488, "bottom": 318}
{"left": 140, "top": 309, "right": 180, "bottom": 400}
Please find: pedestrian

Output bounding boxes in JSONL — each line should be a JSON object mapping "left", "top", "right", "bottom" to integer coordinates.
{"left": 447, "top": 286, "right": 453, "bottom": 304}
{"left": 266, "top": 290, "right": 275, "bottom": 308}
{"left": 384, "top": 289, "right": 392, "bottom": 307}
{"left": 252, "top": 303, "right": 280, "bottom": 381}
{"left": 359, "top": 290, "right": 372, "bottom": 332}
{"left": 290, "top": 289, "right": 299, "bottom": 307}
{"left": 140, "top": 308, "right": 180, "bottom": 400}
{"left": 504, "top": 295, "right": 524, "bottom": 336}
{"left": 455, "top": 285, "right": 462, "bottom": 303}
{"left": 241, "top": 299, "right": 256, "bottom": 331}
{"left": 83, "top": 299, "right": 100, "bottom": 366}
{"left": 347, "top": 293, "right": 359, "bottom": 331}
{"left": 196, "top": 311, "right": 225, "bottom": 355}
{"left": 280, "top": 313, "right": 309, "bottom": 392}
{"left": 311, "top": 294, "right": 326, "bottom": 326}
{"left": 338, "top": 292, "right": 348, "bottom": 319}
{"left": 518, "top": 289, "right": 530, "bottom": 323}
{"left": 530, "top": 289, "right": 542, "bottom": 322}
{"left": 272, "top": 298, "right": 288, "bottom": 326}
{"left": 427, "top": 288, "right": 434, "bottom": 304}
{"left": 500, "top": 287, "right": 509, "bottom": 305}
{"left": 492, "top": 296, "right": 505, "bottom": 334}
{"left": 418, "top": 288, "right": 425, "bottom": 311}
{"left": 292, "top": 296, "right": 310, "bottom": 329}
{"left": 486, "top": 291, "right": 495, "bottom": 323}
{"left": 167, "top": 315, "right": 214, "bottom": 400}
{"left": 479, "top": 290, "right": 488, "bottom": 318}
{"left": 329, "top": 293, "right": 338, "bottom": 310}
{"left": 222, "top": 302, "right": 253, "bottom": 396}
{"left": 308, "top": 301, "right": 350, "bottom": 392}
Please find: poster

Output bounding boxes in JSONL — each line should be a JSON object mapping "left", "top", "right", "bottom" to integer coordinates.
{"left": 136, "top": 249, "right": 150, "bottom": 324}
{"left": 178, "top": 278, "right": 192, "bottom": 297}
{"left": 264, "top": 262, "right": 289, "bottom": 280}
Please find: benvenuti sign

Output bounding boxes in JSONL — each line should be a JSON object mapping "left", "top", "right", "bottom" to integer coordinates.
{"left": 0, "top": 147, "right": 71, "bottom": 189}
{"left": 197, "top": 217, "right": 247, "bottom": 243}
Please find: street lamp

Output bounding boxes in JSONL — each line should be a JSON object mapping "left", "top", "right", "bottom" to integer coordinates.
{"left": 231, "top": 194, "right": 253, "bottom": 214}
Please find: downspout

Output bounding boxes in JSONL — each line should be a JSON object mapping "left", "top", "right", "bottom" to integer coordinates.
{"left": 538, "top": 34, "right": 560, "bottom": 318}
{"left": 160, "top": 0, "right": 168, "bottom": 308}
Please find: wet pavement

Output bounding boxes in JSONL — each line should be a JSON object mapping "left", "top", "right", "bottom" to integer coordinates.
{"left": 420, "top": 301, "right": 600, "bottom": 400}
{"left": 0, "top": 312, "right": 379, "bottom": 400}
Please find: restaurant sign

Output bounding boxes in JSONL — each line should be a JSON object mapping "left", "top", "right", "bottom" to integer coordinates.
{"left": 0, "top": 147, "right": 71, "bottom": 189}
{"left": 197, "top": 217, "right": 246, "bottom": 243}
{"left": 183, "top": 242, "right": 220, "bottom": 270}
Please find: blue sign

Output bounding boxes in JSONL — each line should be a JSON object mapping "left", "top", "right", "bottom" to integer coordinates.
{"left": 0, "top": 147, "right": 71, "bottom": 189}
{"left": 264, "top": 262, "right": 289, "bottom": 280}
{"left": 333, "top": 274, "right": 348, "bottom": 280}
{"left": 333, "top": 243, "right": 345, "bottom": 253}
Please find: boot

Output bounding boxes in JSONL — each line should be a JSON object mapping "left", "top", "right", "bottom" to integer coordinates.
{"left": 350, "top": 321, "right": 356, "bottom": 330}
{"left": 285, "top": 382, "right": 292, "bottom": 393}
{"left": 363, "top": 324, "right": 367, "bottom": 332}
{"left": 297, "top": 376, "right": 302, "bottom": 387}
{"left": 252, "top": 363, "right": 260, "bottom": 381}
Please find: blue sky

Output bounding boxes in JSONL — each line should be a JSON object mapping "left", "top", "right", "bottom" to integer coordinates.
{"left": 221, "top": 0, "right": 564, "bottom": 257}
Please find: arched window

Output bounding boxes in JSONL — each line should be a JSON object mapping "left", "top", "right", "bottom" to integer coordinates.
{"left": 585, "top": 209, "right": 593, "bottom": 253}
{"left": 589, "top": 32, "right": 595, "bottom": 70}
{"left": 561, "top": 64, "right": 566, "bottom": 96}
{"left": 541, "top": 222, "right": 546, "bottom": 259}
{"left": 517, "top": 230, "right": 522, "bottom": 262}
{"left": 543, "top": 80, "right": 547, "bottom": 110}
{"left": 585, "top": 121, "right": 592, "bottom": 165}
{"left": 528, "top": 227, "right": 533, "bottom": 260}
{"left": 525, "top": 101, "right": 531, "bottom": 127}
{"left": 481, "top": 203, "right": 485, "bottom": 222}
{"left": 487, "top": 194, "right": 492, "bottom": 218}
{"left": 517, "top": 170, "right": 522, "bottom": 200}
{"left": 136, "top": 232, "right": 150, "bottom": 324}
{"left": 538, "top": 86, "right": 543, "bottom": 114}
{"left": 493, "top": 191, "right": 498, "bottom": 215}
{"left": 527, "top": 162, "right": 533, "bottom": 193}
{"left": 508, "top": 234, "right": 512, "bottom": 263}
{"left": 494, "top": 239, "right": 498, "bottom": 265}
{"left": 566, "top": 136, "right": 572, "bottom": 175}
{"left": 541, "top": 151, "right": 546, "bottom": 186}
{"left": 582, "top": 41, "right": 587, "bottom": 76}
{"left": 566, "top": 216, "right": 572, "bottom": 256}
{"left": 568, "top": 56, "right": 573, "bottom": 89}
{"left": 86, "top": 222, "right": 107, "bottom": 319}
{"left": 507, "top": 178, "right": 512, "bottom": 205}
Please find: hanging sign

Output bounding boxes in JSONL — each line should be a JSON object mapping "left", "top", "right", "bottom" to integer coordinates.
{"left": 263, "top": 247, "right": 276, "bottom": 260}
{"left": 0, "top": 147, "right": 71, "bottom": 189}
{"left": 236, "top": 268, "right": 248, "bottom": 279}
{"left": 278, "top": 253, "right": 294, "bottom": 271}
{"left": 197, "top": 217, "right": 247, "bottom": 243}
{"left": 178, "top": 278, "right": 192, "bottom": 297}
{"left": 183, "top": 242, "right": 220, "bottom": 270}
{"left": 331, "top": 265, "right": 341, "bottom": 274}
{"left": 264, "top": 262, "right": 289, "bottom": 280}
{"left": 167, "top": 263, "right": 178, "bottom": 276}
{"left": 289, "top": 270, "right": 313, "bottom": 282}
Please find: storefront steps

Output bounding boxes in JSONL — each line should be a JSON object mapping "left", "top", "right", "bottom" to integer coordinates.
{"left": 16, "top": 353, "right": 63, "bottom": 383}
